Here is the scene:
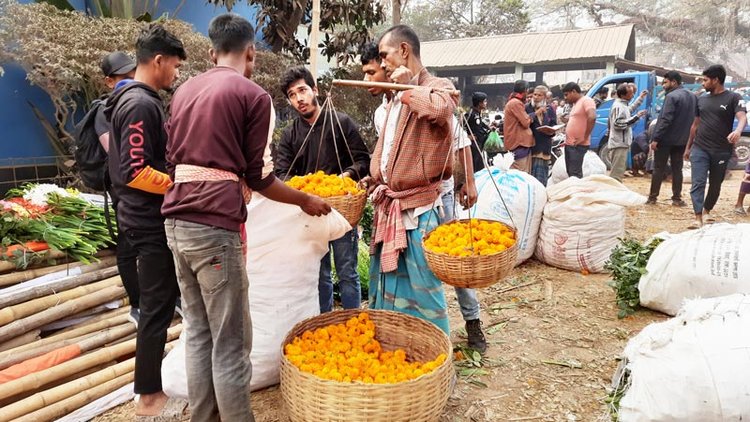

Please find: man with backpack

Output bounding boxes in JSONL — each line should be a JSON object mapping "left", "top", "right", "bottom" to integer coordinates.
{"left": 74, "top": 51, "right": 140, "bottom": 327}
{"left": 105, "top": 25, "right": 186, "bottom": 417}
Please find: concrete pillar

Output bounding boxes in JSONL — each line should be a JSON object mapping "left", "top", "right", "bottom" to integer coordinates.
{"left": 606, "top": 61, "right": 615, "bottom": 74}
{"left": 514, "top": 64, "right": 523, "bottom": 81}
{"left": 535, "top": 70, "right": 544, "bottom": 85}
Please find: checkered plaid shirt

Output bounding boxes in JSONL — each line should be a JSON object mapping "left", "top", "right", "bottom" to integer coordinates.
{"left": 370, "top": 69, "right": 458, "bottom": 212}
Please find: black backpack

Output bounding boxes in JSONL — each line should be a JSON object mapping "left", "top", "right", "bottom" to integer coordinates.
{"left": 73, "top": 99, "right": 108, "bottom": 191}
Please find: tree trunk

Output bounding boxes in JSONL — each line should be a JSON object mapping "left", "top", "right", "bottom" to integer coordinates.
{"left": 393, "top": 0, "right": 401, "bottom": 24}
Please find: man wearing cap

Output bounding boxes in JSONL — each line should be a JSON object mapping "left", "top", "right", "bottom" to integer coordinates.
{"left": 95, "top": 52, "right": 140, "bottom": 328}
{"left": 96, "top": 52, "right": 136, "bottom": 152}
{"left": 464, "top": 92, "right": 490, "bottom": 172}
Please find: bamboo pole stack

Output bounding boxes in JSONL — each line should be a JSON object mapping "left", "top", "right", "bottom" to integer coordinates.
{"left": 0, "top": 259, "right": 185, "bottom": 420}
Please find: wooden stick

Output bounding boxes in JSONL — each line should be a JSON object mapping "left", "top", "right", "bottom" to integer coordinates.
{"left": 0, "top": 285, "right": 125, "bottom": 343}
{"left": 0, "top": 325, "right": 181, "bottom": 401}
{"left": 0, "top": 266, "right": 119, "bottom": 309}
{"left": 331, "top": 79, "right": 461, "bottom": 96}
{"left": 496, "top": 281, "right": 536, "bottom": 295}
{"left": 0, "top": 275, "right": 121, "bottom": 327}
{"left": 5, "top": 340, "right": 179, "bottom": 422}
{"left": 0, "top": 330, "right": 40, "bottom": 353}
{"left": 0, "top": 323, "right": 135, "bottom": 370}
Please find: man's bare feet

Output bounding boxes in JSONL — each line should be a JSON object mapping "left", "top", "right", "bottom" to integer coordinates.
{"left": 688, "top": 214, "right": 703, "bottom": 230}
{"left": 136, "top": 391, "right": 169, "bottom": 416}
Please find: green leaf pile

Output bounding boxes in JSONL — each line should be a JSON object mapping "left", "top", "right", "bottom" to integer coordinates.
{"left": 604, "top": 237, "right": 664, "bottom": 319}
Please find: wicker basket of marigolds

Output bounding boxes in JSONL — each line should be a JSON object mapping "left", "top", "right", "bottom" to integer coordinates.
{"left": 280, "top": 309, "right": 453, "bottom": 422}
{"left": 286, "top": 171, "right": 366, "bottom": 226}
{"left": 423, "top": 218, "right": 518, "bottom": 288}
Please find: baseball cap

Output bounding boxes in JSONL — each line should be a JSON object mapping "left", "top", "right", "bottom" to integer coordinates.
{"left": 101, "top": 52, "right": 136, "bottom": 77}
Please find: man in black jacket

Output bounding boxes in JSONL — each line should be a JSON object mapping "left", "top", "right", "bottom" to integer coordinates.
{"left": 105, "top": 24, "right": 185, "bottom": 417}
{"left": 274, "top": 66, "right": 370, "bottom": 314}
{"left": 463, "top": 92, "right": 490, "bottom": 172}
{"left": 647, "top": 71, "right": 697, "bottom": 206}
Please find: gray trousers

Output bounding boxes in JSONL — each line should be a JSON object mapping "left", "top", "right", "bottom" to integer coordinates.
{"left": 165, "top": 219, "right": 255, "bottom": 422}
{"left": 609, "top": 146, "right": 629, "bottom": 182}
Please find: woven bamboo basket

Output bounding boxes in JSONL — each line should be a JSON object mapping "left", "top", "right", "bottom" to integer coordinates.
{"left": 324, "top": 190, "right": 367, "bottom": 227}
{"left": 280, "top": 309, "right": 453, "bottom": 422}
{"left": 422, "top": 219, "right": 518, "bottom": 289}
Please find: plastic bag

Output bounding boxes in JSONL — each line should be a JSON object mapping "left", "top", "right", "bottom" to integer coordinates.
{"left": 162, "top": 195, "right": 351, "bottom": 397}
{"left": 639, "top": 223, "right": 750, "bottom": 315}
{"left": 614, "top": 294, "right": 750, "bottom": 421}
{"left": 483, "top": 131, "right": 504, "bottom": 154}
{"left": 458, "top": 154, "right": 546, "bottom": 264}
{"left": 535, "top": 175, "right": 645, "bottom": 273}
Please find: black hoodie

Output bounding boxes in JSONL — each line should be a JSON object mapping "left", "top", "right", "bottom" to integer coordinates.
{"left": 104, "top": 82, "right": 168, "bottom": 232}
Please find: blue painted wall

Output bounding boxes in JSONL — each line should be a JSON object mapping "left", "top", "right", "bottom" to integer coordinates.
{"left": 0, "top": 0, "right": 259, "bottom": 160}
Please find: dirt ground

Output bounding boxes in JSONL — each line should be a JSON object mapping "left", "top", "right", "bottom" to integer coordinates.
{"left": 96, "top": 171, "right": 747, "bottom": 422}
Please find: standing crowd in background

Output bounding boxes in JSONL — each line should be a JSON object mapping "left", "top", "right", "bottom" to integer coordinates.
{"left": 87, "top": 12, "right": 747, "bottom": 419}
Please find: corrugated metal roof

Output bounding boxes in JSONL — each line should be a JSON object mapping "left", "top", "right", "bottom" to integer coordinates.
{"left": 421, "top": 25, "right": 635, "bottom": 69}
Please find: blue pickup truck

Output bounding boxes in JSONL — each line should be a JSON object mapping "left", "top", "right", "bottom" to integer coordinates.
{"left": 586, "top": 71, "right": 750, "bottom": 169}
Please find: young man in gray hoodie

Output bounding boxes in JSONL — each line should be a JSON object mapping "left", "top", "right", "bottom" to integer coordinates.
{"left": 607, "top": 83, "right": 647, "bottom": 182}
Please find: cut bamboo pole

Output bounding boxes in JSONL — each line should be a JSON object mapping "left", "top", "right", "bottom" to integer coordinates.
{"left": 0, "top": 262, "right": 83, "bottom": 288}
{"left": 0, "top": 340, "right": 178, "bottom": 421}
{"left": 0, "top": 358, "right": 134, "bottom": 421}
{"left": 0, "top": 250, "right": 68, "bottom": 275}
{"left": 13, "top": 372, "right": 134, "bottom": 422}
{"left": 309, "top": 0, "right": 320, "bottom": 80}
{"left": 0, "top": 257, "right": 116, "bottom": 289}
{"left": 331, "top": 79, "right": 461, "bottom": 96}
{"left": 0, "top": 330, "right": 40, "bottom": 353}
{"left": 0, "top": 266, "right": 119, "bottom": 309}
{"left": 0, "top": 364, "right": 112, "bottom": 408}
{"left": 0, "top": 275, "right": 121, "bottom": 327}
{"left": 42, "top": 299, "right": 129, "bottom": 332}
{"left": 49, "top": 306, "right": 130, "bottom": 337}
{"left": 3, "top": 308, "right": 129, "bottom": 358}
{"left": 0, "top": 323, "right": 136, "bottom": 370}
{"left": 0, "top": 324, "right": 181, "bottom": 401}
{"left": 0, "top": 249, "right": 115, "bottom": 275}
{"left": 0, "top": 285, "right": 126, "bottom": 343}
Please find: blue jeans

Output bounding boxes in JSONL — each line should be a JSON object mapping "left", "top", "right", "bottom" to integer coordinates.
{"left": 690, "top": 146, "right": 732, "bottom": 215}
{"left": 164, "top": 219, "right": 255, "bottom": 422}
{"left": 440, "top": 190, "right": 481, "bottom": 321}
{"left": 319, "top": 228, "right": 361, "bottom": 312}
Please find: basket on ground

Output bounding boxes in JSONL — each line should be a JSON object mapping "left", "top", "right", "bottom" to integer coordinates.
{"left": 324, "top": 190, "right": 367, "bottom": 227}
{"left": 423, "top": 218, "right": 518, "bottom": 289}
{"left": 280, "top": 309, "right": 453, "bottom": 422}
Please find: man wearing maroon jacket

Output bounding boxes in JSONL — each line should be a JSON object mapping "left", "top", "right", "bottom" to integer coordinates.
{"left": 162, "top": 14, "right": 330, "bottom": 421}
